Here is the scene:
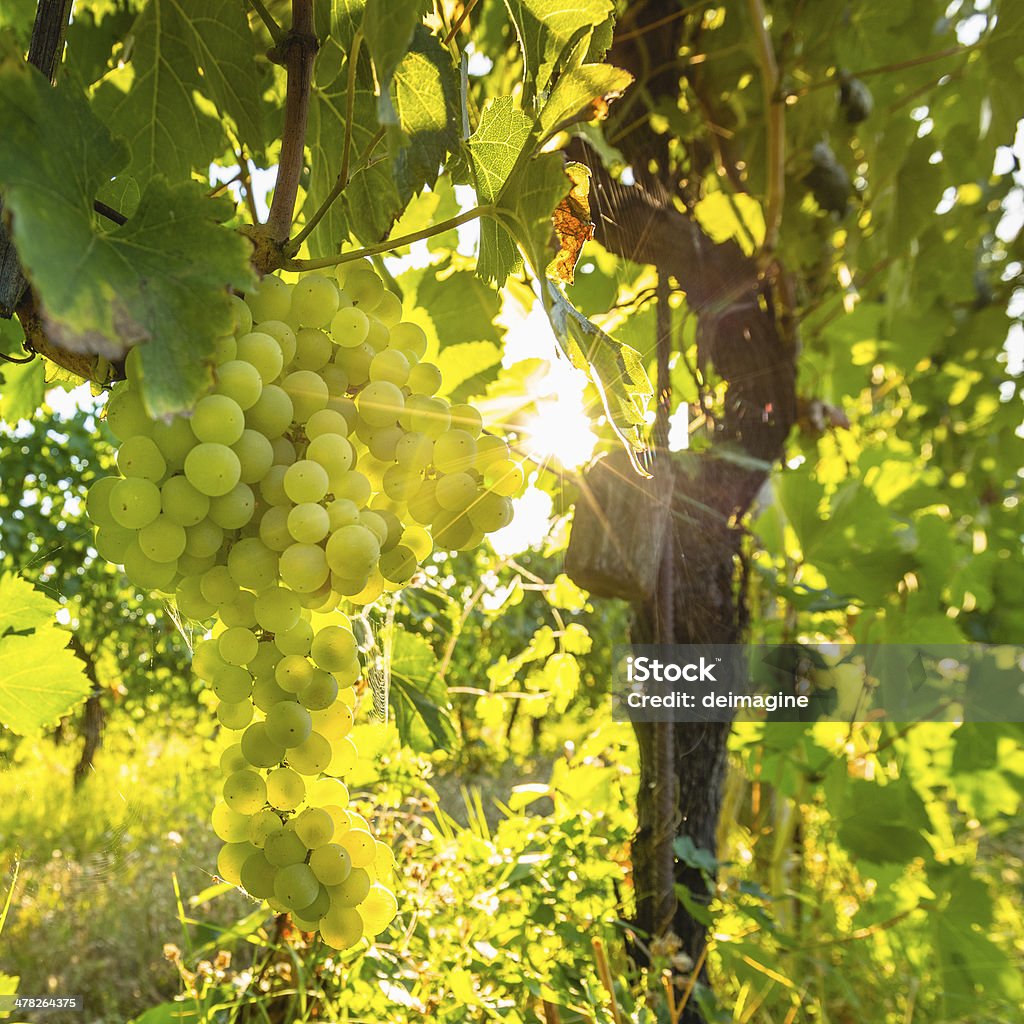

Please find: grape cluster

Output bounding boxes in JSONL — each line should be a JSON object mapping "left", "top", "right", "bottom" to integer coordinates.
{"left": 85, "top": 260, "right": 524, "bottom": 948}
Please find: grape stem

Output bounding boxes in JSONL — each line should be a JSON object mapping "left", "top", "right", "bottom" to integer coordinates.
{"left": 285, "top": 206, "right": 495, "bottom": 271}
{"left": 265, "top": 0, "right": 318, "bottom": 244}
{"left": 247, "top": 0, "right": 286, "bottom": 44}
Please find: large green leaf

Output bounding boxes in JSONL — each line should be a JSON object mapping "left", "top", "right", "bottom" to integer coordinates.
{"left": 538, "top": 63, "right": 633, "bottom": 141}
{"left": 0, "top": 574, "right": 90, "bottom": 738}
{"left": 388, "top": 628, "right": 455, "bottom": 752}
{"left": 0, "top": 61, "right": 254, "bottom": 416}
{"left": 363, "top": 0, "right": 429, "bottom": 95}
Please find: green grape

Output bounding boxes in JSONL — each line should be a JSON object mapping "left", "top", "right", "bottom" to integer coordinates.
{"left": 275, "top": 653, "right": 315, "bottom": 693}
{"left": 468, "top": 492, "right": 514, "bottom": 532}
{"left": 474, "top": 433, "right": 510, "bottom": 470}
{"left": 282, "top": 370, "right": 329, "bottom": 423}
{"left": 290, "top": 275, "right": 340, "bottom": 328}
{"left": 220, "top": 742, "right": 248, "bottom": 776}
{"left": 264, "top": 827, "right": 308, "bottom": 867}
{"left": 191, "top": 395, "right": 246, "bottom": 446}
{"left": 406, "top": 361, "right": 442, "bottom": 396}
{"left": 373, "top": 509, "right": 403, "bottom": 552}
{"left": 364, "top": 316, "right": 390, "bottom": 353}
{"left": 272, "top": 436, "right": 297, "bottom": 465}
{"left": 333, "top": 471, "right": 372, "bottom": 507}
{"left": 178, "top": 552, "right": 216, "bottom": 577}
{"left": 435, "top": 472, "right": 479, "bottom": 512}
{"left": 432, "top": 508, "right": 474, "bottom": 550}
{"left": 232, "top": 429, "right": 275, "bottom": 485}
{"left": 193, "top": 638, "right": 228, "bottom": 681}
{"left": 258, "top": 505, "right": 293, "bottom": 551}
{"left": 254, "top": 586, "right": 301, "bottom": 634}
{"left": 308, "top": 777, "right": 349, "bottom": 809}
{"left": 264, "top": 700, "right": 313, "bottom": 748}
{"left": 211, "top": 801, "right": 250, "bottom": 843}
{"left": 236, "top": 331, "right": 285, "bottom": 384}
{"left": 239, "top": 850, "right": 279, "bottom": 899}
{"left": 326, "top": 498, "right": 360, "bottom": 530}
{"left": 294, "top": 884, "right": 331, "bottom": 926}
{"left": 246, "top": 384, "right": 294, "bottom": 438}
{"left": 320, "top": 906, "right": 363, "bottom": 949}
{"left": 407, "top": 479, "right": 439, "bottom": 525}
{"left": 213, "top": 334, "right": 237, "bottom": 364}
{"left": 217, "top": 698, "right": 254, "bottom": 731}
{"left": 221, "top": 585, "right": 257, "bottom": 627}
{"left": 356, "top": 381, "right": 404, "bottom": 428}
{"left": 151, "top": 418, "right": 197, "bottom": 472}
{"left": 279, "top": 543, "right": 329, "bottom": 593}
{"left": 201, "top": 565, "right": 238, "bottom": 606}
{"left": 299, "top": 670, "right": 339, "bottom": 711}
{"left": 259, "top": 465, "right": 291, "bottom": 506}
{"left": 240, "top": 722, "right": 287, "bottom": 769}
{"left": 223, "top": 769, "right": 267, "bottom": 814}
{"left": 274, "top": 863, "right": 320, "bottom": 911}
{"left": 259, "top": 320, "right": 298, "bottom": 364}
{"left": 373, "top": 842, "right": 396, "bottom": 884}
{"left": 110, "top": 477, "right": 162, "bottom": 529}
{"left": 294, "top": 807, "right": 334, "bottom": 848}
{"left": 306, "top": 408, "right": 350, "bottom": 440}
{"left": 124, "top": 542, "right": 178, "bottom": 591}
{"left": 338, "top": 828, "right": 376, "bottom": 869}
{"left": 252, "top": 673, "right": 291, "bottom": 713}
{"left": 366, "top": 425, "right": 403, "bottom": 462}
{"left": 449, "top": 403, "right": 484, "bottom": 436}
{"left": 85, "top": 477, "right": 120, "bottom": 529}
{"left": 105, "top": 386, "right": 152, "bottom": 441}
{"left": 338, "top": 339, "right": 374, "bottom": 389}
{"left": 333, "top": 396, "right": 359, "bottom": 434}
{"left": 266, "top": 765, "right": 306, "bottom": 810}
{"left": 276, "top": 617, "right": 314, "bottom": 656}
{"left": 368, "top": 349, "right": 409, "bottom": 386}
{"left": 394, "top": 433, "right": 433, "bottom": 473}
{"left": 325, "top": 524, "right": 380, "bottom": 578}
{"left": 246, "top": 274, "right": 292, "bottom": 323}
{"left": 185, "top": 519, "right": 224, "bottom": 558}
{"left": 389, "top": 321, "right": 428, "bottom": 360}
{"left": 117, "top": 435, "right": 167, "bottom": 481}
{"left": 208, "top": 482, "right": 256, "bottom": 530}
{"left": 328, "top": 866, "right": 371, "bottom": 908}
{"left": 330, "top": 306, "right": 370, "bottom": 348}
{"left": 219, "top": 626, "right": 258, "bottom": 666}
{"left": 176, "top": 575, "right": 217, "bottom": 620}
{"left": 250, "top": 639, "right": 283, "bottom": 676}
{"left": 217, "top": 841, "right": 257, "bottom": 886}
{"left": 184, "top": 443, "right": 242, "bottom": 497}
{"left": 311, "top": 701, "right": 354, "bottom": 738}
{"left": 229, "top": 293, "right": 254, "bottom": 335}
{"left": 310, "top": 625, "right": 356, "bottom": 672}
{"left": 226, "top": 537, "right": 279, "bottom": 591}
{"left": 161, "top": 475, "right": 210, "bottom": 527}
{"left": 359, "top": 883, "right": 398, "bottom": 935}
{"left": 287, "top": 502, "right": 330, "bottom": 544}
{"left": 400, "top": 523, "right": 432, "bottom": 562}
{"left": 433, "top": 429, "right": 477, "bottom": 473}
{"left": 345, "top": 269, "right": 385, "bottom": 311}
{"left": 283, "top": 460, "right": 330, "bottom": 504}
{"left": 378, "top": 545, "right": 417, "bottom": 584}
{"left": 294, "top": 328, "right": 333, "bottom": 371}
{"left": 212, "top": 665, "right": 254, "bottom": 702}
{"left": 248, "top": 809, "right": 284, "bottom": 848}
{"left": 138, "top": 515, "right": 187, "bottom": 561}
{"left": 485, "top": 459, "right": 525, "bottom": 497}
{"left": 373, "top": 290, "right": 403, "bottom": 327}
{"left": 306, "top": 433, "right": 354, "bottom": 489}
{"left": 287, "top": 731, "right": 333, "bottom": 775}
{"left": 327, "top": 735, "right": 359, "bottom": 777}
{"left": 215, "top": 360, "right": 263, "bottom": 410}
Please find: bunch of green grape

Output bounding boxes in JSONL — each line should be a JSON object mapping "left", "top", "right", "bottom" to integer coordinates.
{"left": 85, "top": 260, "right": 525, "bottom": 949}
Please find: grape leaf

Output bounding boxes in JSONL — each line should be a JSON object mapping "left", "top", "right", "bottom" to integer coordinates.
{"left": 0, "top": 61, "right": 255, "bottom": 416}
{"left": 416, "top": 268, "right": 503, "bottom": 347}
{"left": 548, "top": 162, "right": 594, "bottom": 284}
{"left": 388, "top": 628, "right": 455, "bottom": 752}
{"left": 0, "top": 572, "right": 59, "bottom": 635}
{"left": 538, "top": 63, "right": 633, "bottom": 141}
{"left": 363, "top": 0, "right": 429, "bottom": 94}
{"left": 92, "top": 0, "right": 225, "bottom": 185}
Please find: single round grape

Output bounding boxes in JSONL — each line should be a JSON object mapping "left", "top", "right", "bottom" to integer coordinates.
{"left": 300, "top": 670, "right": 339, "bottom": 711}
{"left": 325, "top": 524, "right": 380, "bottom": 578}
{"left": 435, "top": 472, "right": 479, "bottom": 512}
{"left": 306, "top": 433, "right": 354, "bottom": 489}
{"left": 279, "top": 542, "right": 329, "bottom": 593}
{"left": 294, "top": 807, "right": 334, "bottom": 848}
{"left": 220, "top": 742, "right": 248, "bottom": 775}
{"left": 123, "top": 542, "right": 178, "bottom": 591}
{"left": 211, "top": 801, "right": 250, "bottom": 843}
{"left": 474, "top": 434, "right": 510, "bottom": 470}
{"left": 236, "top": 330, "right": 285, "bottom": 384}
{"left": 309, "top": 625, "right": 357, "bottom": 672}
{"left": 264, "top": 699, "right": 313, "bottom": 748}
{"left": 290, "top": 274, "right": 339, "bottom": 328}
{"left": 176, "top": 575, "right": 217, "bottom": 620}
{"left": 288, "top": 502, "right": 330, "bottom": 544}
{"left": 138, "top": 515, "right": 187, "bottom": 561}
{"left": 86, "top": 476, "right": 120, "bottom": 529}
{"left": 359, "top": 883, "right": 398, "bottom": 936}
{"left": 213, "top": 665, "right": 254, "bottom": 702}
{"left": 217, "top": 699, "right": 254, "bottom": 731}
{"left": 345, "top": 269, "right": 384, "bottom": 311}
{"left": 160, "top": 475, "right": 209, "bottom": 527}
{"left": 232, "top": 429, "right": 275, "bottom": 485}
{"left": 178, "top": 551, "right": 216, "bottom": 577}
{"left": 240, "top": 721, "right": 287, "bottom": 769}
{"left": 228, "top": 292, "right": 254, "bottom": 335}
{"left": 259, "top": 319, "right": 298, "bottom": 363}
{"left": 373, "top": 290, "right": 403, "bottom": 327}
{"left": 259, "top": 464, "right": 291, "bottom": 506}
{"left": 105, "top": 385, "right": 152, "bottom": 441}
{"left": 407, "top": 361, "right": 442, "bottom": 396}
{"left": 152, "top": 418, "right": 198, "bottom": 472}
{"left": 468, "top": 491, "right": 514, "bottom": 532}
{"left": 275, "top": 654, "right": 315, "bottom": 693}
{"left": 227, "top": 536, "right": 279, "bottom": 591}
{"left": 215, "top": 359, "right": 263, "bottom": 411}
{"left": 327, "top": 498, "right": 360, "bottom": 531}
{"left": 284, "top": 460, "right": 330, "bottom": 504}
{"left": 311, "top": 702, "right": 354, "bottom": 738}
{"left": 374, "top": 842, "right": 396, "bottom": 883}
{"left": 191, "top": 394, "right": 245, "bottom": 446}
{"left": 264, "top": 827, "right": 308, "bottom": 867}
{"left": 246, "top": 274, "right": 292, "bottom": 323}
{"left": 266, "top": 765, "right": 306, "bottom": 810}
{"left": 185, "top": 519, "right": 223, "bottom": 558}
{"left": 276, "top": 617, "right": 314, "bottom": 657}
{"left": 432, "top": 508, "right": 474, "bottom": 549}
{"left": 217, "top": 841, "right": 257, "bottom": 886}
{"left": 239, "top": 850, "right": 278, "bottom": 899}
{"left": 193, "top": 638, "right": 228, "bottom": 681}
{"left": 282, "top": 370, "right": 329, "bottom": 423}
{"left": 110, "top": 477, "right": 161, "bottom": 529}
{"left": 208, "top": 482, "right": 255, "bottom": 531}
{"left": 328, "top": 866, "right": 371, "bottom": 908}
{"left": 306, "top": 409, "right": 350, "bottom": 441}
{"left": 369, "top": 348, "right": 410, "bottom": 386}
{"left": 294, "top": 327, "right": 334, "bottom": 371}
{"left": 223, "top": 769, "right": 267, "bottom": 814}
{"left": 117, "top": 435, "right": 167, "bottom": 481}
{"left": 378, "top": 545, "right": 417, "bottom": 584}
{"left": 252, "top": 673, "right": 290, "bottom": 713}
{"left": 254, "top": 586, "right": 301, "bottom": 634}
{"left": 327, "top": 735, "right": 359, "bottom": 777}
{"left": 184, "top": 443, "right": 242, "bottom": 497}
{"left": 448, "top": 403, "right": 484, "bottom": 436}
{"left": 389, "top": 321, "right": 428, "bottom": 359}
{"left": 367, "top": 425, "right": 403, "bottom": 462}
{"left": 200, "top": 565, "right": 238, "bottom": 606}
{"left": 219, "top": 626, "right": 258, "bottom": 666}
{"left": 330, "top": 306, "right": 370, "bottom": 348}
{"left": 213, "top": 334, "right": 237, "bottom": 364}
{"left": 248, "top": 808, "right": 284, "bottom": 848}
{"left": 334, "top": 471, "right": 372, "bottom": 508}
{"left": 357, "top": 510, "right": 388, "bottom": 547}
{"left": 406, "top": 482, "right": 439, "bottom": 531}
{"left": 245, "top": 384, "right": 294, "bottom": 439}
{"left": 356, "top": 381, "right": 404, "bottom": 428}
{"left": 274, "top": 862, "right": 320, "bottom": 911}
{"left": 308, "top": 777, "right": 349, "bottom": 810}
{"left": 485, "top": 459, "right": 526, "bottom": 497}
{"left": 258, "top": 504, "right": 293, "bottom": 551}
{"left": 320, "top": 906, "right": 363, "bottom": 949}
{"left": 221, "top": 591, "right": 257, "bottom": 629}
{"left": 287, "top": 731, "right": 333, "bottom": 775}
{"left": 433, "top": 430, "right": 477, "bottom": 474}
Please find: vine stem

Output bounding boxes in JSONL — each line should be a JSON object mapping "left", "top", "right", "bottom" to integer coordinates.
{"left": 247, "top": 0, "right": 285, "bottom": 44}
{"left": 265, "top": 0, "right": 318, "bottom": 244}
{"left": 746, "top": 0, "right": 784, "bottom": 254}
{"left": 286, "top": 205, "right": 494, "bottom": 271}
